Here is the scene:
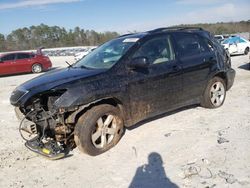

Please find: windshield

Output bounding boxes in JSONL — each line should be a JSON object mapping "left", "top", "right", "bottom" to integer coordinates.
{"left": 73, "top": 37, "right": 139, "bottom": 69}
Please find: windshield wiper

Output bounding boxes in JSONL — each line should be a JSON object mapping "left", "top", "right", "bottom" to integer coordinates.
{"left": 65, "top": 61, "right": 72, "bottom": 68}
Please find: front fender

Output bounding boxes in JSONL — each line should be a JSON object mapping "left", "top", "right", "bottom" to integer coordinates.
{"left": 53, "top": 79, "right": 127, "bottom": 110}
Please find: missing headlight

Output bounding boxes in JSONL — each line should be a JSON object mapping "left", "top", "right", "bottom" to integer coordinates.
{"left": 10, "top": 87, "right": 29, "bottom": 104}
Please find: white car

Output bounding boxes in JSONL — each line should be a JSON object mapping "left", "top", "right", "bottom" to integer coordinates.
{"left": 214, "top": 35, "right": 226, "bottom": 43}
{"left": 222, "top": 36, "right": 250, "bottom": 55}
{"left": 74, "top": 47, "right": 97, "bottom": 61}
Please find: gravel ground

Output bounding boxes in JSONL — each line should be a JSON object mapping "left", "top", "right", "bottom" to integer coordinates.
{"left": 0, "top": 55, "right": 249, "bottom": 188}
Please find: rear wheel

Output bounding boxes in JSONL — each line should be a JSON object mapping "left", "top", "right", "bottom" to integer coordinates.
{"left": 32, "top": 63, "right": 43, "bottom": 73}
{"left": 244, "top": 47, "right": 249, "bottom": 55}
{"left": 201, "top": 77, "right": 226, "bottom": 108}
{"left": 74, "top": 104, "right": 124, "bottom": 156}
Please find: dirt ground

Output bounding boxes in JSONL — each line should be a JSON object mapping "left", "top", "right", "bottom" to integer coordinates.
{"left": 0, "top": 55, "right": 249, "bottom": 188}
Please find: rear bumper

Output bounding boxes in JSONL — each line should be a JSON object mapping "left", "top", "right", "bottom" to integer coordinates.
{"left": 226, "top": 68, "right": 236, "bottom": 90}
{"left": 42, "top": 65, "right": 52, "bottom": 72}
{"left": 45, "top": 61, "right": 52, "bottom": 70}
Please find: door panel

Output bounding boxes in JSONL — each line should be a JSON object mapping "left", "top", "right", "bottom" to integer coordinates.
{"left": 228, "top": 43, "right": 238, "bottom": 54}
{"left": 0, "top": 54, "right": 16, "bottom": 75}
{"left": 14, "top": 53, "right": 32, "bottom": 73}
{"left": 179, "top": 52, "right": 214, "bottom": 102}
{"left": 237, "top": 42, "right": 247, "bottom": 54}
{"left": 127, "top": 35, "right": 182, "bottom": 124}
{"left": 128, "top": 61, "right": 182, "bottom": 123}
{"left": 173, "top": 32, "right": 214, "bottom": 104}
{"left": 0, "top": 60, "right": 15, "bottom": 75}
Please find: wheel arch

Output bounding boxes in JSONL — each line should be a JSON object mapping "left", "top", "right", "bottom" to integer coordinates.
{"left": 206, "top": 71, "right": 227, "bottom": 88}
{"left": 65, "top": 97, "right": 125, "bottom": 124}
{"left": 214, "top": 72, "right": 227, "bottom": 86}
{"left": 202, "top": 71, "right": 227, "bottom": 97}
{"left": 245, "top": 46, "right": 249, "bottom": 54}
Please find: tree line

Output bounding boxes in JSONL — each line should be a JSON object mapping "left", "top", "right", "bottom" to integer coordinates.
{"left": 0, "top": 21, "right": 249, "bottom": 52}
{"left": 0, "top": 24, "right": 119, "bottom": 52}
{"left": 178, "top": 20, "right": 250, "bottom": 35}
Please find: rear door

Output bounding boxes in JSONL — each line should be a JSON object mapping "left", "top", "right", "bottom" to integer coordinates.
{"left": 173, "top": 32, "right": 216, "bottom": 103}
{"left": 0, "top": 54, "right": 16, "bottom": 75}
{"left": 127, "top": 34, "right": 182, "bottom": 123}
{"left": 237, "top": 38, "right": 248, "bottom": 54}
{"left": 14, "top": 53, "right": 32, "bottom": 73}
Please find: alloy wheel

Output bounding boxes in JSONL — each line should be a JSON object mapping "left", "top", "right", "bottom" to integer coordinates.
{"left": 32, "top": 64, "right": 42, "bottom": 73}
{"left": 210, "top": 81, "right": 225, "bottom": 107}
{"left": 91, "top": 114, "right": 118, "bottom": 149}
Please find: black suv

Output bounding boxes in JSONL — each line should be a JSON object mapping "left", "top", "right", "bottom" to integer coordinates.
{"left": 10, "top": 27, "right": 235, "bottom": 159}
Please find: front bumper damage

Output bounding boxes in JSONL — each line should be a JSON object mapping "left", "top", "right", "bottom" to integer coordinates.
{"left": 19, "top": 110, "right": 71, "bottom": 160}
{"left": 17, "top": 96, "right": 75, "bottom": 160}
{"left": 25, "top": 138, "right": 68, "bottom": 160}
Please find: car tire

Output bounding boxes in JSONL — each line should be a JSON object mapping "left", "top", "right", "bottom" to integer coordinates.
{"left": 244, "top": 47, "right": 249, "bottom": 55}
{"left": 201, "top": 77, "right": 226, "bottom": 108}
{"left": 74, "top": 104, "right": 124, "bottom": 156}
{"left": 32, "top": 63, "right": 43, "bottom": 73}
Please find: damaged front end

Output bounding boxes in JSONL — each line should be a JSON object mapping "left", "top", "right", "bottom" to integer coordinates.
{"left": 10, "top": 64, "right": 107, "bottom": 159}
{"left": 17, "top": 90, "right": 75, "bottom": 160}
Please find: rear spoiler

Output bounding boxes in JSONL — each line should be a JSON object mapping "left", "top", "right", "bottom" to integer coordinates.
{"left": 36, "top": 47, "right": 45, "bottom": 55}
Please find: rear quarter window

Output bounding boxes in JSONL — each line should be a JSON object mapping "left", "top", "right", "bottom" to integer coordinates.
{"left": 239, "top": 38, "right": 246, "bottom": 43}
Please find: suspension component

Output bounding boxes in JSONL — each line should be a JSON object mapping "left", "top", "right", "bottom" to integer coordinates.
{"left": 25, "top": 138, "right": 69, "bottom": 160}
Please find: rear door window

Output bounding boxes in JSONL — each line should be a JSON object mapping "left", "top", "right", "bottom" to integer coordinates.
{"left": 174, "top": 33, "right": 209, "bottom": 57}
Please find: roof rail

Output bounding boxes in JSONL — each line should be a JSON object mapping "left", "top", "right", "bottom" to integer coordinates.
{"left": 148, "top": 27, "right": 204, "bottom": 33}
{"left": 118, "top": 33, "right": 135, "bottom": 38}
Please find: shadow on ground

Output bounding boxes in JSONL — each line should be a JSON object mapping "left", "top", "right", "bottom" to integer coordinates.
{"left": 238, "top": 62, "right": 250, "bottom": 71}
{"left": 129, "top": 152, "right": 178, "bottom": 188}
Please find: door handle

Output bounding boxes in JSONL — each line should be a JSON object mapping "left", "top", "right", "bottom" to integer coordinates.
{"left": 168, "top": 65, "right": 181, "bottom": 77}
{"left": 172, "top": 65, "right": 181, "bottom": 72}
{"left": 203, "top": 57, "right": 215, "bottom": 62}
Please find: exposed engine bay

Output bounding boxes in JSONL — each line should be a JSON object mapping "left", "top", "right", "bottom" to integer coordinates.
{"left": 18, "top": 92, "right": 75, "bottom": 160}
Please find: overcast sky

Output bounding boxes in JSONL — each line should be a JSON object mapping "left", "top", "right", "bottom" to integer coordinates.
{"left": 0, "top": 0, "right": 249, "bottom": 34}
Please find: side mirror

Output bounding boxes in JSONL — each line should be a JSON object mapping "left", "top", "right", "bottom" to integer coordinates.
{"left": 128, "top": 57, "right": 150, "bottom": 69}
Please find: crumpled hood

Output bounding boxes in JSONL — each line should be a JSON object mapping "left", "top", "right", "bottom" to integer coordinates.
{"left": 20, "top": 67, "right": 105, "bottom": 91}
{"left": 10, "top": 67, "right": 106, "bottom": 106}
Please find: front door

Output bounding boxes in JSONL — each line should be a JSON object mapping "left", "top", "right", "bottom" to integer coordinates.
{"left": 0, "top": 54, "right": 16, "bottom": 75}
{"left": 127, "top": 34, "right": 182, "bottom": 124}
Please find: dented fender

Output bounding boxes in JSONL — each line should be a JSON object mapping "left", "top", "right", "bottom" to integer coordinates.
{"left": 53, "top": 74, "right": 127, "bottom": 109}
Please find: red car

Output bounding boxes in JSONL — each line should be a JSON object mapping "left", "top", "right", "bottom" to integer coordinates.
{"left": 0, "top": 51, "right": 52, "bottom": 76}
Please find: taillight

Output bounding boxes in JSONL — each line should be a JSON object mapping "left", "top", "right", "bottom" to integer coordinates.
{"left": 43, "top": 56, "right": 49, "bottom": 61}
